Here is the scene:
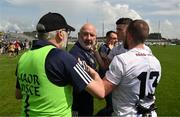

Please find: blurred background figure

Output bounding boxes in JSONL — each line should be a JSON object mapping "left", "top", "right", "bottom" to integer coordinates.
{"left": 95, "top": 30, "right": 117, "bottom": 116}
{"left": 8, "top": 42, "right": 15, "bottom": 57}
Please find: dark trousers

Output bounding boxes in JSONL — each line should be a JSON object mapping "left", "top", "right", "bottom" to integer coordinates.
{"left": 15, "top": 48, "right": 19, "bottom": 55}
{"left": 72, "top": 90, "right": 94, "bottom": 116}
{"left": 95, "top": 93, "right": 113, "bottom": 116}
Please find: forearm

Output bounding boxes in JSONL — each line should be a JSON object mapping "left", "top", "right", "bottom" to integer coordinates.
{"left": 86, "top": 80, "right": 105, "bottom": 99}
{"left": 94, "top": 51, "right": 105, "bottom": 68}
{"left": 85, "top": 66, "right": 105, "bottom": 99}
{"left": 94, "top": 51, "right": 110, "bottom": 69}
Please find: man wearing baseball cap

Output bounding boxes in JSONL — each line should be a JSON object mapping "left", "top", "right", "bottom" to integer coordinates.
{"left": 15, "top": 12, "right": 98, "bottom": 116}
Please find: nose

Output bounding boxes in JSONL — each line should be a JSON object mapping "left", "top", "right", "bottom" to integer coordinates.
{"left": 86, "top": 33, "right": 91, "bottom": 39}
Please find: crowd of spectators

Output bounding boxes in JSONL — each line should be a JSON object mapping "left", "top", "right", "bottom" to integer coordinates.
{"left": 0, "top": 39, "right": 32, "bottom": 56}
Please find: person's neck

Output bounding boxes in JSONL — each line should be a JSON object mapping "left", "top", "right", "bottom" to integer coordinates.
{"left": 129, "top": 43, "right": 144, "bottom": 49}
{"left": 49, "top": 39, "right": 59, "bottom": 48}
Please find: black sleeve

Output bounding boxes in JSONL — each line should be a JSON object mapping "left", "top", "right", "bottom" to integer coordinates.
{"left": 45, "top": 49, "right": 92, "bottom": 93}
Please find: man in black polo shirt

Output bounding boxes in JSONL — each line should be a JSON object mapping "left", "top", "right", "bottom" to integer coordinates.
{"left": 69, "top": 23, "right": 97, "bottom": 116}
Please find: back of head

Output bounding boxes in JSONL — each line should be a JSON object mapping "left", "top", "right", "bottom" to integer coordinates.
{"left": 127, "top": 19, "right": 149, "bottom": 44}
{"left": 116, "top": 18, "right": 133, "bottom": 25}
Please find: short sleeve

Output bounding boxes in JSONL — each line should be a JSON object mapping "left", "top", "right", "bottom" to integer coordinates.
{"left": 45, "top": 49, "right": 92, "bottom": 93}
{"left": 105, "top": 56, "right": 124, "bottom": 85}
{"left": 63, "top": 53, "right": 93, "bottom": 92}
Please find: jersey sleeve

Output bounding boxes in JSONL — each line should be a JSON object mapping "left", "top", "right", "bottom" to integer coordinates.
{"left": 63, "top": 53, "right": 93, "bottom": 92}
{"left": 105, "top": 56, "right": 124, "bottom": 85}
{"left": 45, "top": 48, "right": 92, "bottom": 93}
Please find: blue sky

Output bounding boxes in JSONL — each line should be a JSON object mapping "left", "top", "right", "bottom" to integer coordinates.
{"left": 0, "top": 0, "right": 180, "bottom": 39}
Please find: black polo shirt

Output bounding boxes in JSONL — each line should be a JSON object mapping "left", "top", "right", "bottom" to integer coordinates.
{"left": 69, "top": 42, "right": 97, "bottom": 70}
{"left": 69, "top": 41, "right": 97, "bottom": 115}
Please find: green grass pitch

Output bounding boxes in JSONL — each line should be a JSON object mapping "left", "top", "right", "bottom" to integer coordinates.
{"left": 0, "top": 45, "right": 180, "bottom": 116}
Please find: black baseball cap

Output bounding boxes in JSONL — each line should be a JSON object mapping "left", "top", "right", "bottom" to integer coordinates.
{"left": 36, "top": 12, "right": 75, "bottom": 33}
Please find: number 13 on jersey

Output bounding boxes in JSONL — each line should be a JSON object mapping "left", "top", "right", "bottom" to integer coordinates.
{"left": 137, "top": 71, "right": 160, "bottom": 99}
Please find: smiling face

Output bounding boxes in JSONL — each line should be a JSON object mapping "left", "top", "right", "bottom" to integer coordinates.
{"left": 78, "top": 23, "right": 97, "bottom": 50}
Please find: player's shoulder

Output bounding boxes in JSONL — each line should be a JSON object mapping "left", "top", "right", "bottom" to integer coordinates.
{"left": 115, "top": 48, "right": 138, "bottom": 62}
{"left": 143, "top": 44, "right": 152, "bottom": 53}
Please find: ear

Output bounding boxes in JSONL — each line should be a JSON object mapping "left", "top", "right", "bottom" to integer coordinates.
{"left": 129, "top": 33, "right": 134, "bottom": 41}
{"left": 127, "top": 32, "right": 132, "bottom": 40}
{"left": 57, "top": 31, "right": 64, "bottom": 42}
{"left": 58, "top": 31, "right": 63, "bottom": 38}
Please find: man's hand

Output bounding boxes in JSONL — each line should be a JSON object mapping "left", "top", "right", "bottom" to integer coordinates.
{"left": 78, "top": 58, "right": 90, "bottom": 72}
{"left": 90, "top": 40, "right": 99, "bottom": 53}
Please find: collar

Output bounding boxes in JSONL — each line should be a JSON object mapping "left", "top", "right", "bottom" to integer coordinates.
{"left": 31, "top": 39, "right": 56, "bottom": 50}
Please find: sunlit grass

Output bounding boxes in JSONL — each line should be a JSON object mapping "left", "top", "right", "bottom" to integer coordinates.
{"left": 0, "top": 45, "right": 180, "bottom": 116}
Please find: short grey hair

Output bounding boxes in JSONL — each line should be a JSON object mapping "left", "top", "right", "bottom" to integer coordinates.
{"left": 36, "top": 23, "right": 57, "bottom": 40}
{"left": 37, "top": 30, "right": 57, "bottom": 40}
{"left": 37, "top": 32, "right": 49, "bottom": 40}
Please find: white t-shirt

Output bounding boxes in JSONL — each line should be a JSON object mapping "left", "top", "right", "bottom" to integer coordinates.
{"left": 108, "top": 42, "right": 152, "bottom": 61}
{"left": 108, "top": 42, "right": 127, "bottom": 61}
{"left": 105, "top": 47, "right": 161, "bottom": 116}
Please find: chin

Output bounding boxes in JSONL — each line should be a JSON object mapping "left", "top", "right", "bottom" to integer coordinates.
{"left": 78, "top": 40, "right": 90, "bottom": 50}
{"left": 84, "top": 45, "right": 91, "bottom": 50}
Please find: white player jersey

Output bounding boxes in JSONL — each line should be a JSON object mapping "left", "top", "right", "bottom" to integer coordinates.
{"left": 105, "top": 47, "right": 161, "bottom": 116}
{"left": 108, "top": 42, "right": 152, "bottom": 61}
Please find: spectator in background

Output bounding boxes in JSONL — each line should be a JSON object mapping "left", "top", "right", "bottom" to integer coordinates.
{"left": 69, "top": 23, "right": 97, "bottom": 116}
{"left": 0, "top": 42, "right": 3, "bottom": 54}
{"left": 98, "top": 31, "right": 117, "bottom": 78}
{"left": 14, "top": 40, "right": 20, "bottom": 56}
{"left": 8, "top": 42, "right": 15, "bottom": 57}
{"left": 95, "top": 30, "right": 117, "bottom": 116}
